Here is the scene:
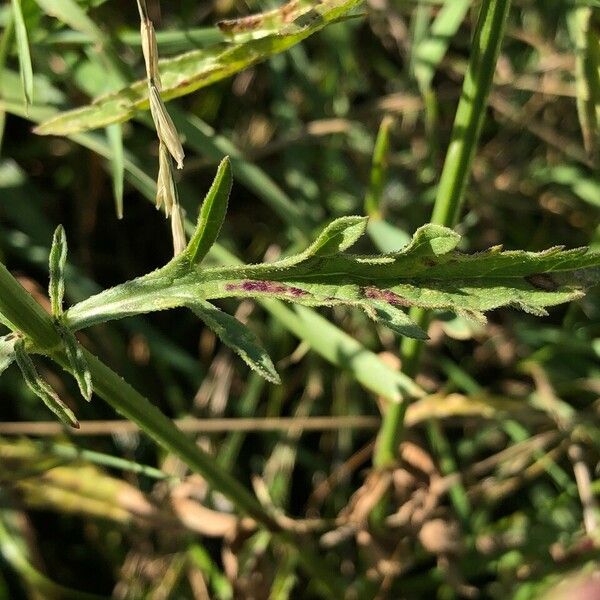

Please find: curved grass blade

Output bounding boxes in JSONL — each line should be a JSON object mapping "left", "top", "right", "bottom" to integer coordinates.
{"left": 185, "top": 156, "right": 232, "bottom": 265}
{"left": 34, "top": 0, "right": 362, "bottom": 136}
{"left": 189, "top": 301, "right": 281, "bottom": 384}
{"left": 11, "top": 0, "right": 33, "bottom": 106}
{"left": 14, "top": 340, "right": 79, "bottom": 428}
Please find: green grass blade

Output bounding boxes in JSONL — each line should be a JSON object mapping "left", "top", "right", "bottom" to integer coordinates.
{"left": 170, "top": 110, "right": 312, "bottom": 238}
{"left": 568, "top": 6, "right": 600, "bottom": 162}
{"left": 106, "top": 124, "right": 124, "bottom": 218}
{"left": 364, "top": 115, "right": 393, "bottom": 218}
{"left": 32, "top": 0, "right": 106, "bottom": 42}
{"left": 414, "top": 0, "right": 471, "bottom": 93}
{"left": 34, "top": 0, "right": 362, "bottom": 136}
{"left": 10, "top": 0, "right": 33, "bottom": 106}
{"left": 430, "top": 0, "right": 512, "bottom": 227}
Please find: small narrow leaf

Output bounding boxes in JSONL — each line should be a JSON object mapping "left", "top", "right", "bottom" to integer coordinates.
{"left": 305, "top": 215, "right": 368, "bottom": 257}
{"left": 190, "top": 301, "right": 280, "bottom": 384}
{"left": 185, "top": 157, "right": 232, "bottom": 265}
{"left": 394, "top": 222, "right": 461, "bottom": 257}
{"left": 11, "top": 0, "right": 33, "bottom": 106}
{"left": 57, "top": 322, "right": 93, "bottom": 402}
{"left": 49, "top": 225, "right": 68, "bottom": 317}
{"left": 14, "top": 340, "right": 79, "bottom": 428}
{"left": 366, "top": 301, "right": 428, "bottom": 340}
{"left": 107, "top": 124, "right": 124, "bottom": 219}
{"left": 0, "top": 335, "right": 17, "bottom": 376}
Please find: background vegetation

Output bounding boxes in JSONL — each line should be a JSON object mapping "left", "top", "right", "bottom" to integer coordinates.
{"left": 1, "top": 0, "right": 600, "bottom": 598}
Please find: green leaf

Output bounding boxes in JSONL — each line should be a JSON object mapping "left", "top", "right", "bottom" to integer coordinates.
{"left": 48, "top": 225, "right": 68, "bottom": 317}
{"left": 49, "top": 225, "right": 68, "bottom": 317}
{"left": 107, "top": 124, "right": 124, "bottom": 219}
{"left": 11, "top": 0, "right": 33, "bottom": 105}
{"left": 567, "top": 7, "right": 600, "bottom": 161}
{"left": 364, "top": 115, "right": 393, "bottom": 217}
{"left": 65, "top": 220, "right": 600, "bottom": 337}
{"left": 33, "top": 0, "right": 362, "bottom": 135}
{"left": 217, "top": 0, "right": 317, "bottom": 42}
{"left": 0, "top": 334, "right": 17, "bottom": 376}
{"left": 189, "top": 301, "right": 280, "bottom": 384}
{"left": 32, "top": 0, "right": 106, "bottom": 42}
{"left": 185, "top": 156, "right": 232, "bottom": 265}
{"left": 303, "top": 215, "right": 368, "bottom": 257}
{"left": 413, "top": 0, "right": 471, "bottom": 93}
{"left": 367, "top": 301, "right": 428, "bottom": 340}
{"left": 57, "top": 322, "right": 93, "bottom": 402}
{"left": 14, "top": 340, "right": 79, "bottom": 428}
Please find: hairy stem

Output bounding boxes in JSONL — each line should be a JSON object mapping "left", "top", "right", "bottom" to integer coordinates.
{"left": 0, "top": 261, "right": 342, "bottom": 597}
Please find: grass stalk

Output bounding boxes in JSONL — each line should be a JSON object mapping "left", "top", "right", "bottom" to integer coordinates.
{"left": 373, "top": 0, "right": 512, "bottom": 470}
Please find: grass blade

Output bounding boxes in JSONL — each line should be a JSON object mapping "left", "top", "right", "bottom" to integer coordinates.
{"left": 106, "top": 124, "right": 124, "bottom": 219}
{"left": 34, "top": 0, "right": 361, "bottom": 135}
{"left": 10, "top": 0, "right": 33, "bottom": 106}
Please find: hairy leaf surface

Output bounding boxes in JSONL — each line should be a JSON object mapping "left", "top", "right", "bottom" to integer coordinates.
{"left": 65, "top": 219, "right": 600, "bottom": 334}
{"left": 190, "top": 301, "right": 281, "bottom": 384}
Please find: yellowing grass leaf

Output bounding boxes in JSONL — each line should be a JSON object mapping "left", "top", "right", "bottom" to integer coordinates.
{"left": 35, "top": 0, "right": 361, "bottom": 136}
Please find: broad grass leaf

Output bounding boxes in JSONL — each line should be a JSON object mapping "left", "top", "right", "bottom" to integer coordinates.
{"left": 34, "top": 0, "right": 362, "bottom": 136}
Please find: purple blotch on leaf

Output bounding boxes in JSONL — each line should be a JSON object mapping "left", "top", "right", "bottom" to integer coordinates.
{"left": 225, "top": 280, "right": 308, "bottom": 297}
{"left": 363, "top": 286, "right": 411, "bottom": 306}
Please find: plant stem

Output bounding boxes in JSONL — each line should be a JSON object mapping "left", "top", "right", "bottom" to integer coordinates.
{"left": 373, "top": 0, "right": 512, "bottom": 470}
{"left": 0, "top": 262, "right": 342, "bottom": 597}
